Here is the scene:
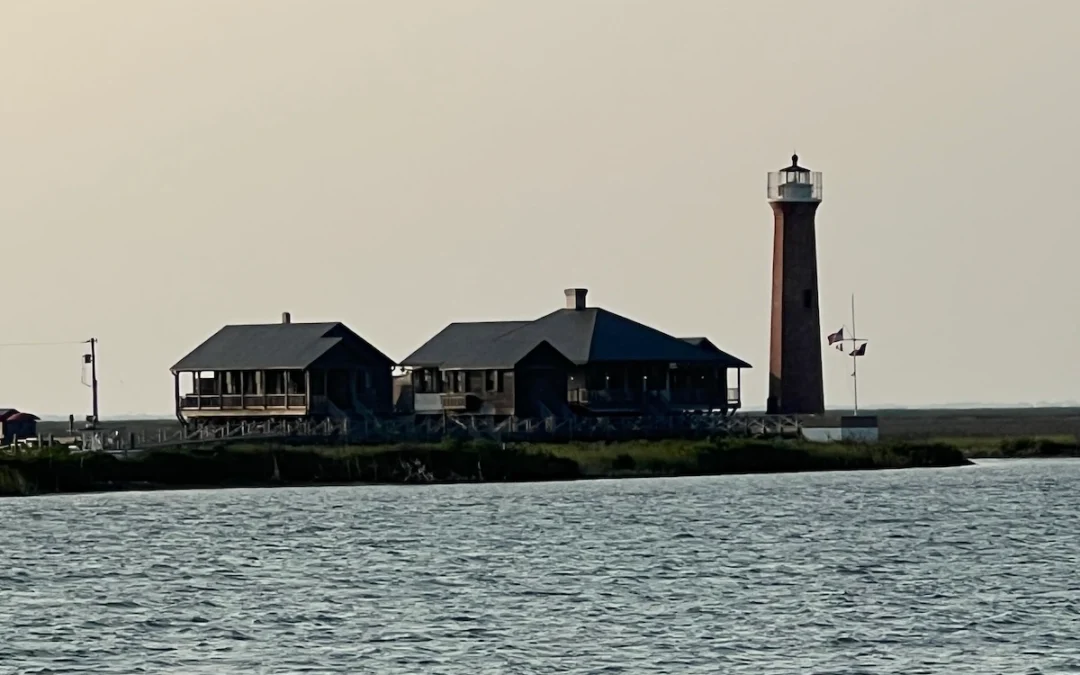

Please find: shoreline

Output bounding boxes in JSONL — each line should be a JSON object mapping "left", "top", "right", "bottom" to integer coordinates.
{"left": 1, "top": 438, "right": 972, "bottom": 498}
{"left": 4, "top": 433, "right": 1078, "bottom": 499}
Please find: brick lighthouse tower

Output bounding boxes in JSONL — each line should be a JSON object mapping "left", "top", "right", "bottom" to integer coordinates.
{"left": 766, "top": 154, "right": 825, "bottom": 415}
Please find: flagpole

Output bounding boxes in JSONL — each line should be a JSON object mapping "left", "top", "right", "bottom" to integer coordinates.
{"left": 851, "top": 293, "right": 858, "bottom": 416}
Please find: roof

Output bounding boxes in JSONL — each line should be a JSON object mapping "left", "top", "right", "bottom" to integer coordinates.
{"left": 404, "top": 309, "right": 750, "bottom": 369}
{"left": 4, "top": 412, "right": 39, "bottom": 422}
{"left": 779, "top": 153, "right": 811, "bottom": 173}
{"left": 401, "top": 321, "right": 531, "bottom": 368}
{"left": 502, "top": 308, "right": 748, "bottom": 366}
{"left": 0, "top": 409, "right": 38, "bottom": 422}
{"left": 172, "top": 322, "right": 391, "bottom": 371}
{"left": 681, "top": 337, "right": 752, "bottom": 368}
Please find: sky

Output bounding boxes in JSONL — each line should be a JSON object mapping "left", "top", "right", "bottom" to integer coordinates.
{"left": 1, "top": 0, "right": 1078, "bottom": 417}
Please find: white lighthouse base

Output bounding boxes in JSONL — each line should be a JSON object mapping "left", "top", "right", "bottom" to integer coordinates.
{"left": 800, "top": 415, "right": 880, "bottom": 443}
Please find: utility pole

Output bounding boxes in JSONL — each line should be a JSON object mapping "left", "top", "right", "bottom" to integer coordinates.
{"left": 85, "top": 338, "right": 99, "bottom": 428}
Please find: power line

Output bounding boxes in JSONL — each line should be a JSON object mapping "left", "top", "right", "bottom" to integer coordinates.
{"left": 0, "top": 340, "right": 88, "bottom": 348}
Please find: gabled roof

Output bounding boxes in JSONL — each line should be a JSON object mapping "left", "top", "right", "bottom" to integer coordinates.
{"left": 172, "top": 322, "right": 391, "bottom": 371}
{"left": 404, "top": 307, "right": 750, "bottom": 370}
{"left": 401, "top": 322, "right": 529, "bottom": 368}
{"left": 430, "top": 337, "right": 570, "bottom": 370}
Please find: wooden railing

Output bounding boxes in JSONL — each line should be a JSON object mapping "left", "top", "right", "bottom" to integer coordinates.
{"left": 180, "top": 394, "right": 309, "bottom": 410}
{"left": 570, "top": 387, "right": 740, "bottom": 408}
{"left": 104, "top": 413, "right": 804, "bottom": 454}
{"left": 569, "top": 388, "right": 640, "bottom": 406}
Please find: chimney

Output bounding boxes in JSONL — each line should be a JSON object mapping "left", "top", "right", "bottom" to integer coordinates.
{"left": 564, "top": 288, "right": 588, "bottom": 311}
{"left": 282, "top": 312, "right": 292, "bottom": 324}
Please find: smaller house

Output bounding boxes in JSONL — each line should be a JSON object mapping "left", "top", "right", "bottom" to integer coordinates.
{"left": 0, "top": 409, "right": 39, "bottom": 445}
{"left": 401, "top": 322, "right": 574, "bottom": 418}
{"left": 171, "top": 313, "right": 395, "bottom": 426}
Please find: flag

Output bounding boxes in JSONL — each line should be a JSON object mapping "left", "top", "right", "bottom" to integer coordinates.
{"left": 835, "top": 344, "right": 843, "bottom": 351}
{"left": 850, "top": 343, "right": 867, "bottom": 357}
{"left": 827, "top": 328, "right": 844, "bottom": 345}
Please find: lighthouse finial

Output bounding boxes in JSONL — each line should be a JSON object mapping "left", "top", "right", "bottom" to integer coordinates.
{"left": 791, "top": 152, "right": 799, "bottom": 167}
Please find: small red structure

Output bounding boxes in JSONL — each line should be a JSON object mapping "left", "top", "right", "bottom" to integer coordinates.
{"left": 0, "top": 409, "right": 40, "bottom": 445}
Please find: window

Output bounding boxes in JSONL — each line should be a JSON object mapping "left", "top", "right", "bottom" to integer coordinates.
{"left": 486, "top": 369, "right": 504, "bottom": 393}
{"left": 288, "top": 371, "right": 307, "bottom": 394}
{"left": 803, "top": 289, "right": 813, "bottom": 309}
{"left": 417, "top": 369, "right": 436, "bottom": 394}
{"left": 243, "top": 371, "right": 260, "bottom": 395}
{"left": 266, "top": 371, "right": 286, "bottom": 395}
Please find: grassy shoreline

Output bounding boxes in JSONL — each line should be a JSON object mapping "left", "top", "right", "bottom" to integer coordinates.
{"left": 951, "top": 436, "right": 1080, "bottom": 459}
{"left": 0, "top": 438, "right": 972, "bottom": 498}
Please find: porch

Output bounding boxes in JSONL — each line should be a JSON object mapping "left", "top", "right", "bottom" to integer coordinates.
{"left": 177, "top": 370, "right": 311, "bottom": 416}
{"left": 567, "top": 363, "right": 743, "bottom": 414}
{"left": 568, "top": 387, "right": 742, "bottom": 408}
{"left": 175, "top": 368, "right": 374, "bottom": 418}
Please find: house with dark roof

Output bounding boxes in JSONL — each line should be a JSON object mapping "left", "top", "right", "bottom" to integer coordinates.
{"left": 171, "top": 313, "right": 394, "bottom": 426}
{"left": 0, "top": 409, "right": 39, "bottom": 445}
{"left": 400, "top": 289, "right": 750, "bottom": 418}
{"left": 400, "top": 321, "right": 574, "bottom": 418}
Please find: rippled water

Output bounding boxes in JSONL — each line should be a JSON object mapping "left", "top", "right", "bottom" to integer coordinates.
{"left": 2, "top": 460, "right": 1079, "bottom": 673}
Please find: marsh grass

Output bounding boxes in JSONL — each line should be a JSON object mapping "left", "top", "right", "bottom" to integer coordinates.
{"left": 0, "top": 465, "right": 34, "bottom": 497}
{"left": 0, "top": 437, "right": 973, "bottom": 497}
{"left": 457, "top": 438, "right": 969, "bottom": 477}
{"left": 919, "top": 435, "right": 1080, "bottom": 458}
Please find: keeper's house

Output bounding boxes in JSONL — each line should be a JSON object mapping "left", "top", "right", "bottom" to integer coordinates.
{"left": 171, "top": 313, "right": 394, "bottom": 426}
{"left": 399, "top": 289, "right": 750, "bottom": 419}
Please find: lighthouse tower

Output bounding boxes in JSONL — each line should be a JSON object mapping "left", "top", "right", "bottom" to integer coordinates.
{"left": 766, "top": 154, "right": 825, "bottom": 415}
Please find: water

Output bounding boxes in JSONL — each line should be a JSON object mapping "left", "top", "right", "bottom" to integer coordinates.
{"left": 1, "top": 460, "right": 1078, "bottom": 674}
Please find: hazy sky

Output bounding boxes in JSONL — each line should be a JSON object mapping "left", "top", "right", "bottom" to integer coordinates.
{"left": 2, "top": 1, "right": 1078, "bottom": 416}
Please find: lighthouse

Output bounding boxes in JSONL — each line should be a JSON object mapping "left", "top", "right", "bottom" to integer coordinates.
{"left": 766, "top": 154, "right": 825, "bottom": 415}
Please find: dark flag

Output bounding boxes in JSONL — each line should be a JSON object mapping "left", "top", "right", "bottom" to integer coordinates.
{"left": 827, "top": 328, "right": 844, "bottom": 345}
{"left": 836, "top": 344, "right": 843, "bottom": 351}
{"left": 850, "top": 343, "right": 867, "bottom": 357}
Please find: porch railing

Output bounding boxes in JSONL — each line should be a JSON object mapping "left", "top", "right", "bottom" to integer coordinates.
{"left": 180, "top": 393, "right": 309, "bottom": 410}
{"left": 571, "top": 387, "right": 741, "bottom": 408}
{"left": 568, "top": 388, "right": 641, "bottom": 406}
